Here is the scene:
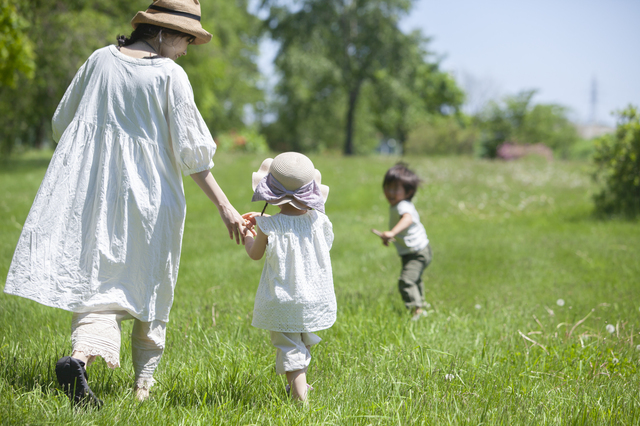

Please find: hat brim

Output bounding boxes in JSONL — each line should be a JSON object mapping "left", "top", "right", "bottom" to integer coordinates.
{"left": 131, "top": 11, "right": 212, "bottom": 45}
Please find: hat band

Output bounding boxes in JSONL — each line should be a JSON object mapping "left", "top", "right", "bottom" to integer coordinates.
{"left": 147, "top": 4, "right": 201, "bottom": 21}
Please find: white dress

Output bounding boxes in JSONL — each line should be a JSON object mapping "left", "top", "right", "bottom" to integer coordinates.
{"left": 3, "top": 45, "right": 216, "bottom": 322}
{"left": 252, "top": 211, "right": 336, "bottom": 332}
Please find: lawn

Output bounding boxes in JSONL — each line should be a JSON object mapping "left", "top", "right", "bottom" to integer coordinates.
{"left": 1, "top": 150, "right": 639, "bottom": 425}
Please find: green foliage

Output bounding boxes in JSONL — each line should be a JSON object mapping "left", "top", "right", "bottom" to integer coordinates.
{"left": 592, "top": 106, "right": 640, "bottom": 218}
{"left": 0, "top": 0, "right": 264, "bottom": 156}
{"left": 180, "top": 0, "right": 263, "bottom": 136}
{"left": 404, "top": 114, "right": 479, "bottom": 156}
{"left": 215, "top": 128, "right": 269, "bottom": 154}
{"left": 0, "top": 0, "right": 35, "bottom": 87}
{"left": 263, "top": 0, "right": 462, "bottom": 155}
{"left": 2, "top": 152, "right": 640, "bottom": 423}
{"left": 477, "top": 90, "right": 579, "bottom": 158}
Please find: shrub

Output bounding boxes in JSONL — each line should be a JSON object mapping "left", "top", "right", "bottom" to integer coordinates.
{"left": 214, "top": 129, "right": 269, "bottom": 154}
{"left": 476, "top": 90, "right": 579, "bottom": 158}
{"left": 592, "top": 106, "right": 640, "bottom": 218}
{"left": 404, "top": 115, "right": 478, "bottom": 156}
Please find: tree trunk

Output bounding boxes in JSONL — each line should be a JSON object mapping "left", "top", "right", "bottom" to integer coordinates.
{"left": 343, "top": 84, "right": 361, "bottom": 155}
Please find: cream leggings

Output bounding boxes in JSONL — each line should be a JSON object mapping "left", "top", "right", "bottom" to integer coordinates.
{"left": 270, "top": 331, "right": 321, "bottom": 375}
{"left": 71, "top": 311, "right": 166, "bottom": 390}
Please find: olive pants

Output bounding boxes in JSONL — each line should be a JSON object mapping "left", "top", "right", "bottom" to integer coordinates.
{"left": 398, "top": 244, "right": 432, "bottom": 309}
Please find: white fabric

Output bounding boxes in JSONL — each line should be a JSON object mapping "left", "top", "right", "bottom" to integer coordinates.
{"left": 389, "top": 200, "right": 429, "bottom": 255}
{"left": 270, "top": 331, "right": 321, "bottom": 375}
{"left": 71, "top": 310, "right": 166, "bottom": 389}
{"left": 252, "top": 211, "right": 336, "bottom": 332}
{"left": 4, "top": 46, "right": 217, "bottom": 322}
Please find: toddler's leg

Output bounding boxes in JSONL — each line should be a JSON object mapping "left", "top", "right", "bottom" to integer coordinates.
{"left": 286, "top": 369, "right": 308, "bottom": 401}
{"left": 131, "top": 319, "right": 166, "bottom": 401}
{"left": 270, "top": 332, "right": 321, "bottom": 402}
{"left": 398, "top": 246, "right": 431, "bottom": 313}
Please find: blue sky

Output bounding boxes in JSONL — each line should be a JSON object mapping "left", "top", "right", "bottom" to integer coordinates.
{"left": 257, "top": 0, "right": 640, "bottom": 127}
{"left": 400, "top": 0, "right": 640, "bottom": 126}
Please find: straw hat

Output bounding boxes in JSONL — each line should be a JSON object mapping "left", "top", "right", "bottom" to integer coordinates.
{"left": 252, "top": 152, "right": 329, "bottom": 211}
{"left": 131, "top": 0, "right": 212, "bottom": 45}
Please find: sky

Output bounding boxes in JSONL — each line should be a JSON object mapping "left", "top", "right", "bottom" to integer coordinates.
{"left": 257, "top": 0, "right": 640, "bottom": 127}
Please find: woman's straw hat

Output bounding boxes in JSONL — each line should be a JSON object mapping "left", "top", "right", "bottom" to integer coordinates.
{"left": 252, "top": 152, "right": 329, "bottom": 212}
{"left": 131, "top": 0, "right": 212, "bottom": 45}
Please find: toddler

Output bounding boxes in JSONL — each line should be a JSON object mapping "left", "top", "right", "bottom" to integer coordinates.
{"left": 373, "top": 163, "right": 432, "bottom": 320}
{"left": 242, "top": 152, "right": 336, "bottom": 402}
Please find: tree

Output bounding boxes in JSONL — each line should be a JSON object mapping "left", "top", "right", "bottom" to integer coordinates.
{"left": 477, "top": 90, "right": 579, "bottom": 158}
{"left": 0, "top": 0, "right": 35, "bottom": 87}
{"left": 264, "top": 0, "right": 416, "bottom": 154}
{"left": 0, "top": 0, "right": 264, "bottom": 156}
{"left": 592, "top": 105, "right": 640, "bottom": 218}
{"left": 367, "top": 29, "right": 464, "bottom": 151}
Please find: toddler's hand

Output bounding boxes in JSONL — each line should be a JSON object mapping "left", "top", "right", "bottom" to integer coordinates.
{"left": 380, "top": 231, "right": 396, "bottom": 246}
{"left": 242, "top": 211, "right": 269, "bottom": 226}
{"left": 371, "top": 228, "right": 395, "bottom": 246}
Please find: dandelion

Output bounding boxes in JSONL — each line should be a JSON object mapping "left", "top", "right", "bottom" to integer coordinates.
{"left": 475, "top": 304, "right": 482, "bottom": 310}
{"left": 606, "top": 324, "right": 615, "bottom": 334}
{"left": 556, "top": 299, "right": 565, "bottom": 307}
{"left": 612, "top": 358, "right": 619, "bottom": 364}
{"left": 445, "top": 374, "right": 454, "bottom": 381}
{"left": 636, "top": 345, "right": 640, "bottom": 351}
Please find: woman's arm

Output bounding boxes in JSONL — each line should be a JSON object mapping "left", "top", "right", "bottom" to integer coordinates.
{"left": 190, "top": 169, "right": 247, "bottom": 245}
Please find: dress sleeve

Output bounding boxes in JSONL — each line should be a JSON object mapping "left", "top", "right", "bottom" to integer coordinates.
{"left": 51, "top": 60, "right": 88, "bottom": 143}
{"left": 167, "top": 67, "right": 217, "bottom": 176}
{"left": 319, "top": 214, "right": 334, "bottom": 250}
{"left": 255, "top": 216, "right": 271, "bottom": 236}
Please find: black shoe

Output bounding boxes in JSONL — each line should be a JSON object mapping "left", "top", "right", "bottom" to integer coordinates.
{"left": 55, "top": 356, "right": 103, "bottom": 407}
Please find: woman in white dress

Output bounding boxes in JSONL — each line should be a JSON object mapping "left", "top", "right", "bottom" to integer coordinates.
{"left": 3, "top": 0, "right": 248, "bottom": 406}
{"left": 242, "top": 152, "right": 337, "bottom": 403}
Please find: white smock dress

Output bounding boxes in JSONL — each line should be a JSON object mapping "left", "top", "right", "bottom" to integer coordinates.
{"left": 253, "top": 210, "right": 337, "bottom": 374}
{"left": 4, "top": 45, "right": 217, "bottom": 323}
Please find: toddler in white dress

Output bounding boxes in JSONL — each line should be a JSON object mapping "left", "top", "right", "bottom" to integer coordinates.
{"left": 243, "top": 152, "right": 336, "bottom": 402}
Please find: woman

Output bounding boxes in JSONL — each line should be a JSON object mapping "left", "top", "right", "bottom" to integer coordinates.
{"left": 3, "top": 0, "right": 247, "bottom": 405}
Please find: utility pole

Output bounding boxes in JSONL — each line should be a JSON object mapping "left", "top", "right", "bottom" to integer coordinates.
{"left": 589, "top": 77, "right": 598, "bottom": 124}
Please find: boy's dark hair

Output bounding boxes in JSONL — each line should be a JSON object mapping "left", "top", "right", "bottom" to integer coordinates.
{"left": 383, "top": 162, "right": 421, "bottom": 200}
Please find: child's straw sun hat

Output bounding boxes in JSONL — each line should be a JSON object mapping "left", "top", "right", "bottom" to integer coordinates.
{"left": 252, "top": 152, "right": 329, "bottom": 213}
{"left": 131, "top": 0, "right": 212, "bottom": 45}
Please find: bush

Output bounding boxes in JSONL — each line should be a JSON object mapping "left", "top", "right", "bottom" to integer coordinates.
{"left": 214, "top": 129, "right": 269, "bottom": 154}
{"left": 476, "top": 90, "right": 579, "bottom": 158}
{"left": 404, "top": 115, "right": 478, "bottom": 156}
{"left": 592, "top": 106, "right": 640, "bottom": 218}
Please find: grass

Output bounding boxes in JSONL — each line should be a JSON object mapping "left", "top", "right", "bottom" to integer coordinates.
{"left": 1, "top": 150, "right": 639, "bottom": 425}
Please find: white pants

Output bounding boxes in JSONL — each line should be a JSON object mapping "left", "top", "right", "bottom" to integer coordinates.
{"left": 269, "top": 331, "right": 321, "bottom": 375}
{"left": 71, "top": 311, "right": 166, "bottom": 390}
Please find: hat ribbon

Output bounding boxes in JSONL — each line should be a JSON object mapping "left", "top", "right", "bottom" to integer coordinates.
{"left": 147, "top": 4, "right": 201, "bottom": 21}
{"left": 252, "top": 173, "right": 325, "bottom": 213}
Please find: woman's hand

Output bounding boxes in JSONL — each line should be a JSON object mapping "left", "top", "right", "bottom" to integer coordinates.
{"left": 190, "top": 170, "right": 254, "bottom": 245}
{"left": 217, "top": 203, "right": 249, "bottom": 244}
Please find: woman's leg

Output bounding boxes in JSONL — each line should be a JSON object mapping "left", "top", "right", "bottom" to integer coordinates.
{"left": 131, "top": 319, "right": 166, "bottom": 401}
{"left": 56, "top": 311, "right": 125, "bottom": 406}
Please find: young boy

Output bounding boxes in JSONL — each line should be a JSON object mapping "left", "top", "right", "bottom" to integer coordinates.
{"left": 373, "top": 163, "right": 432, "bottom": 320}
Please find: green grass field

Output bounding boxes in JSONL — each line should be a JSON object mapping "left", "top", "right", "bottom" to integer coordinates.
{"left": 1, "top": 151, "right": 639, "bottom": 425}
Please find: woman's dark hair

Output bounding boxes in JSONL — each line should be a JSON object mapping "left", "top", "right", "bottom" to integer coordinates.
{"left": 117, "top": 24, "right": 195, "bottom": 47}
{"left": 383, "top": 162, "right": 422, "bottom": 200}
